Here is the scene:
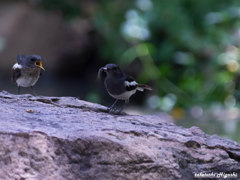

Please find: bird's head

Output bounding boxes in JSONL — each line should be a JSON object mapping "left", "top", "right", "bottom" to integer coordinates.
{"left": 17, "top": 54, "right": 45, "bottom": 70}
{"left": 98, "top": 64, "right": 123, "bottom": 80}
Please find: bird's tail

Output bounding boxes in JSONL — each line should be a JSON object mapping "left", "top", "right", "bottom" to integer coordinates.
{"left": 137, "top": 84, "right": 152, "bottom": 91}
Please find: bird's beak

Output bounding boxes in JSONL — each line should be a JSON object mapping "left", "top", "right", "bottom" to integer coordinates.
{"left": 35, "top": 61, "right": 45, "bottom": 71}
{"left": 97, "top": 66, "right": 107, "bottom": 80}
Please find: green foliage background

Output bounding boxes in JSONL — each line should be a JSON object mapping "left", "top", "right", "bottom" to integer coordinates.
{"left": 41, "top": 0, "right": 240, "bottom": 142}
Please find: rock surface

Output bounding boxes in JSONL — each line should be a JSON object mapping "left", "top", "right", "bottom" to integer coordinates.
{"left": 0, "top": 91, "right": 239, "bottom": 180}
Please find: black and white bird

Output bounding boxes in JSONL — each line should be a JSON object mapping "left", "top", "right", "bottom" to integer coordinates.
{"left": 12, "top": 54, "right": 45, "bottom": 95}
{"left": 98, "top": 64, "right": 152, "bottom": 113}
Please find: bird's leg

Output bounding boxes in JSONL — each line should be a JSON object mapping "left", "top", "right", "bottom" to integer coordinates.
{"left": 17, "top": 86, "right": 20, "bottom": 95}
{"left": 116, "top": 100, "right": 128, "bottom": 114}
{"left": 31, "top": 86, "right": 37, "bottom": 96}
{"left": 108, "top": 99, "right": 118, "bottom": 112}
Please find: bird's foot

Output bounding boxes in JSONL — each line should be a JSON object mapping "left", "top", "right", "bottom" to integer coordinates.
{"left": 108, "top": 106, "right": 119, "bottom": 114}
{"left": 108, "top": 104, "right": 125, "bottom": 115}
{"left": 108, "top": 106, "right": 123, "bottom": 115}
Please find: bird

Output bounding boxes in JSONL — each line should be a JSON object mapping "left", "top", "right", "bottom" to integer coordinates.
{"left": 12, "top": 54, "right": 45, "bottom": 95}
{"left": 98, "top": 64, "right": 152, "bottom": 114}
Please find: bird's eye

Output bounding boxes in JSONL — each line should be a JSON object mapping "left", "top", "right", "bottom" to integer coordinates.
{"left": 31, "top": 58, "right": 35, "bottom": 62}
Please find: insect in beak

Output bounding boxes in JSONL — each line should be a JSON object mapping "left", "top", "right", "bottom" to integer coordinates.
{"left": 35, "top": 61, "right": 45, "bottom": 71}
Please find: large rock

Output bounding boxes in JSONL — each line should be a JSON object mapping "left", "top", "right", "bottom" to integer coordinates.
{"left": 0, "top": 91, "right": 239, "bottom": 180}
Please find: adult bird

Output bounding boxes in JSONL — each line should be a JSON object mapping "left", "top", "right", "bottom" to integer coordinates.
{"left": 98, "top": 64, "right": 152, "bottom": 114}
{"left": 12, "top": 54, "right": 45, "bottom": 95}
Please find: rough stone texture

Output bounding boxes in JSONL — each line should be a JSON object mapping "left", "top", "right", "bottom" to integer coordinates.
{"left": 0, "top": 91, "right": 239, "bottom": 180}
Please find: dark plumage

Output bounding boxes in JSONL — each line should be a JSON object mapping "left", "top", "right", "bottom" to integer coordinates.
{"left": 12, "top": 54, "right": 45, "bottom": 95}
{"left": 98, "top": 64, "right": 152, "bottom": 113}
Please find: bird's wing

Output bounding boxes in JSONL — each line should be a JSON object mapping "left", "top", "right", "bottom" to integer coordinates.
{"left": 12, "top": 68, "right": 21, "bottom": 82}
{"left": 124, "top": 75, "right": 138, "bottom": 91}
{"left": 125, "top": 75, "right": 152, "bottom": 91}
{"left": 16, "top": 55, "right": 26, "bottom": 64}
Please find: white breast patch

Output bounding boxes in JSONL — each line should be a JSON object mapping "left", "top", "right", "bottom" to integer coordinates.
{"left": 16, "top": 76, "right": 40, "bottom": 87}
{"left": 109, "top": 89, "right": 137, "bottom": 102}
{"left": 15, "top": 68, "right": 41, "bottom": 87}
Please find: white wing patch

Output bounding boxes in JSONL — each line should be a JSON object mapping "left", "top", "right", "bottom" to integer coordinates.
{"left": 136, "top": 87, "right": 144, "bottom": 91}
{"left": 124, "top": 81, "right": 138, "bottom": 87}
{"left": 13, "top": 63, "right": 22, "bottom": 69}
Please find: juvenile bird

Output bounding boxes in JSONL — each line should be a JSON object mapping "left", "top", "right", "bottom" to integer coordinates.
{"left": 98, "top": 64, "right": 152, "bottom": 114}
{"left": 12, "top": 54, "right": 45, "bottom": 95}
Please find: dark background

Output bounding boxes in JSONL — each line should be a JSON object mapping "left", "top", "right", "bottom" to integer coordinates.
{"left": 0, "top": 0, "right": 240, "bottom": 142}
